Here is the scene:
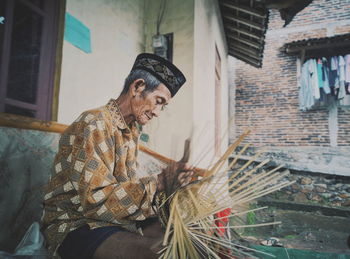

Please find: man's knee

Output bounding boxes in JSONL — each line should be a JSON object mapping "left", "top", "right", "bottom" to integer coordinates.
{"left": 141, "top": 218, "right": 164, "bottom": 238}
{"left": 93, "top": 231, "right": 161, "bottom": 259}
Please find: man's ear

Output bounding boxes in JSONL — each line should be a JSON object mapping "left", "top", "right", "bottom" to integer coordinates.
{"left": 130, "top": 79, "right": 146, "bottom": 97}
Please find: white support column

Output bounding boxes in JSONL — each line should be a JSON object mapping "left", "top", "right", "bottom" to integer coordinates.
{"left": 328, "top": 98, "right": 338, "bottom": 147}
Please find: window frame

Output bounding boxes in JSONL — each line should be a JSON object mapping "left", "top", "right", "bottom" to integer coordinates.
{"left": 0, "top": 0, "right": 64, "bottom": 121}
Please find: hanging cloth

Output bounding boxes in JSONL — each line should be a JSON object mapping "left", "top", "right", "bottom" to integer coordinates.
{"left": 329, "top": 56, "right": 339, "bottom": 95}
{"left": 338, "top": 55, "right": 346, "bottom": 100}
{"left": 309, "top": 59, "right": 320, "bottom": 100}
{"left": 345, "top": 54, "right": 350, "bottom": 94}
{"left": 317, "top": 58, "right": 324, "bottom": 88}
{"left": 321, "top": 57, "right": 331, "bottom": 94}
{"left": 299, "top": 59, "right": 317, "bottom": 111}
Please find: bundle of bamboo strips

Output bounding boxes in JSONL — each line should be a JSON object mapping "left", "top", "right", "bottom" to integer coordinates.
{"left": 156, "top": 130, "right": 294, "bottom": 259}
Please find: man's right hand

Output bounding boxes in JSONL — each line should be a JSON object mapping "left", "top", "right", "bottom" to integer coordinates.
{"left": 157, "top": 161, "right": 194, "bottom": 193}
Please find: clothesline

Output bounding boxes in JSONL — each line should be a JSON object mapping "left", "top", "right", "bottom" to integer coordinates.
{"left": 299, "top": 54, "right": 350, "bottom": 111}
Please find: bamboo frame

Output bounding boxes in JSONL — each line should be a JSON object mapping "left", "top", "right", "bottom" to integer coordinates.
{"left": 0, "top": 112, "right": 67, "bottom": 133}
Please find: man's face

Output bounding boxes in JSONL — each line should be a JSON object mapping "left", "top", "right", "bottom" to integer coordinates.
{"left": 131, "top": 83, "right": 171, "bottom": 125}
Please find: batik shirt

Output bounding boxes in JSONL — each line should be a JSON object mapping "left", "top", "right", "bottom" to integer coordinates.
{"left": 42, "top": 99, "right": 158, "bottom": 255}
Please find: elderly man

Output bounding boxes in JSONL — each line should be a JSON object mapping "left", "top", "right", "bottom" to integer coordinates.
{"left": 42, "top": 53, "right": 192, "bottom": 259}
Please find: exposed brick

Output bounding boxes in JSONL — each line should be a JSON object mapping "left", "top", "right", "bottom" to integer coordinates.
{"left": 231, "top": 0, "right": 350, "bottom": 147}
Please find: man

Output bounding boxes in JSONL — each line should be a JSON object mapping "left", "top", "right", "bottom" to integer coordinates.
{"left": 42, "top": 53, "right": 193, "bottom": 259}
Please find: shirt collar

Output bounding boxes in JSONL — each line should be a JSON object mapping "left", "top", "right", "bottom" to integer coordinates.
{"left": 106, "top": 99, "right": 140, "bottom": 140}
{"left": 106, "top": 99, "right": 129, "bottom": 130}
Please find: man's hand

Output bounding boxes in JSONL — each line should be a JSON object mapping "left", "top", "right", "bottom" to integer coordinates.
{"left": 157, "top": 161, "right": 194, "bottom": 193}
{"left": 157, "top": 139, "right": 193, "bottom": 194}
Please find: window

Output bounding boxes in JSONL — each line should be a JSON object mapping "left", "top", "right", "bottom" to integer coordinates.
{"left": 0, "top": 0, "right": 62, "bottom": 120}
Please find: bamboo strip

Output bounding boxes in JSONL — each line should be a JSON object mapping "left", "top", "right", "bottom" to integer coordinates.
{"left": 187, "top": 206, "right": 268, "bottom": 227}
{"left": 226, "top": 142, "right": 251, "bottom": 171}
{"left": 213, "top": 158, "right": 271, "bottom": 199}
{"left": 229, "top": 170, "right": 288, "bottom": 202}
{"left": 203, "top": 153, "right": 270, "bottom": 199}
{"left": 189, "top": 221, "right": 282, "bottom": 230}
{"left": 205, "top": 129, "right": 250, "bottom": 178}
{"left": 237, "top": 181, "right": 294, "bottom": 204}
{"left": 192, "top": 117, "right": 234, "bottom": 170}
{"left": 230, "top": 176, "right": 287, "bottom": 204}
{"left": 162, "top": 201, "right": 175, "bottom": 246}
{"left": 230, "top": 170, "right": 290, "bottom": 200}
{"left": 234, "top": 181, "right": 293, "bottom": 206}
{"left": 188, "top": 231, "right": 221, "bottom": 259}
{"left": 192, "top": 231, "right": 272, "bottom": 258}
{"left": 226, "top": 148, "right": 266, "bottom": 182}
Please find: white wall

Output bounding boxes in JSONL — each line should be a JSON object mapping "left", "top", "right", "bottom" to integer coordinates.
{"left": 141, "top": 0, "right": 229, "bottom": 166}
{"left": 58, "top": 0, "right": 145, "bottom": 124}
{"left": 57, "top": 0, "right": 229, "bottom": 167}
{"left": 192, "top": 0, "right": 229, "bottom": 168}
{"left": 228, "top": 56, "right": 236, "bottom": 141}
{"left": 143, "top": 0, "right": 195, "bottom": 160}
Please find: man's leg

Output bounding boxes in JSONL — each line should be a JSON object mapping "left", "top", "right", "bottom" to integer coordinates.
{"left": 93, "top": 220, "right": 164, "bottom": 259}
{"left": 92, "top": 231, "right": 161, "bottom": 259}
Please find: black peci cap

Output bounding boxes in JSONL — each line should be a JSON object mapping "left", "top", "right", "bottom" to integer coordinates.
{"left": 131, "top": 53, "right": 186, "bottom": 97}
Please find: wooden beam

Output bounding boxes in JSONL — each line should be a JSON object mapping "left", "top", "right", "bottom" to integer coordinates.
{"left": 229, "top": 48, "right": 261, "bottom": 64}
{"left": 226, "top": 24, "right": 262, "bottom": 40}
{"left": 230, "top": 51, "right": 261, "bottom": 68}
{"left": 220, "top": 0, "right": 266, "bottom": 18}
{"left": 229, "top": 42, "right": 260, "bottom": 56}
{"left": 229, "top": 46, "right": 261, "bottom": 60}
{"left": 231, "top": 49, "right": 260, "bottom": 62}
{"left": 228, "top": 36, "right": 262, "bottom": 49}
{"left": 222, "top": 14, "right": 265, "bottom": 30}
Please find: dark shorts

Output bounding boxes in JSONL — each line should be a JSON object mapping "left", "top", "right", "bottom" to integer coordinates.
{"left": 57, "top": 225, "right": 123, "bottom": 259}
{"left": 57, "top": 218, "right": 159, "bottom": 259}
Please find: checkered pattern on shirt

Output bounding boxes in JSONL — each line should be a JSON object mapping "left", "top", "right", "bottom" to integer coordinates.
{"left": 42, "top": 99, "right": 158, "bottom": 256}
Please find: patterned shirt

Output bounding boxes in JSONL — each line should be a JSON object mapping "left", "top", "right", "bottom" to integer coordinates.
{"left": 42, "top": 99, "right": 158, "bottom": 255}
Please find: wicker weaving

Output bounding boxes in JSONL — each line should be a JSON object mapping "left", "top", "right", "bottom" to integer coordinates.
{"left": 155, "top": 130, "right": 293, "bottom": 258}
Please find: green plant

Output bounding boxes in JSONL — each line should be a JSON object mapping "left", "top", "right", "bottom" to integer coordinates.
{"left": 246, "top": 211, "right": 256, "bottom": 225}
{"left": 284, "top": 234, "right": 299, "bottom": 239}
{"left": 245, "top": 211, "right": 257, "bottom": 235}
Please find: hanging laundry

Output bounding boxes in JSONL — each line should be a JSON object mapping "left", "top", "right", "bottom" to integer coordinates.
{"left": 299, "top": 59, "right": 317, "bottom": 111}
{"left": 309, "top": 59, "right": 320, "bottom": 100}
{"left": 299, "top": 54, "right": 350, "bottom": 111}
{"left": 338, "top": 55, "right": 346, "bottom": 100}
{"left": 317, "top": 58, "right": 324, "bottom": 88}
{"left": 339, "top": 94, "right": 350, "bottom": 106}
{"left": 345, "top": 54, "right": 350, "bottom": 94}
{"left": 329, "top": 56, "right": 339, "bottom": 95}
{"left": 321, "top": 57, "right": 331, "bottom": 94}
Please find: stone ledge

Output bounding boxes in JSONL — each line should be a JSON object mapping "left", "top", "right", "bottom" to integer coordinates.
{"left": 257, "top": 198, "right": 350, "bottom": 218}
{"left": 230, "top": 146, "right": 350, "bottom": 177}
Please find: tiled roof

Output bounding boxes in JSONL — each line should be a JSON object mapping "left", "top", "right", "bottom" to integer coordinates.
{"left": 284, "top": 33, "right": 350, "bottom": 53}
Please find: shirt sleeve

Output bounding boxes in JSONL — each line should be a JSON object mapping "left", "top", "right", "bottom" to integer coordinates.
{"left": 68, "top": 111, "right": 158, "bottom": 223}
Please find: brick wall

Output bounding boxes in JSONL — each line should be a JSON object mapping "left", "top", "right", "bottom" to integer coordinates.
{"left": 232, "top": 0, "right": 350, "bottom": 146}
